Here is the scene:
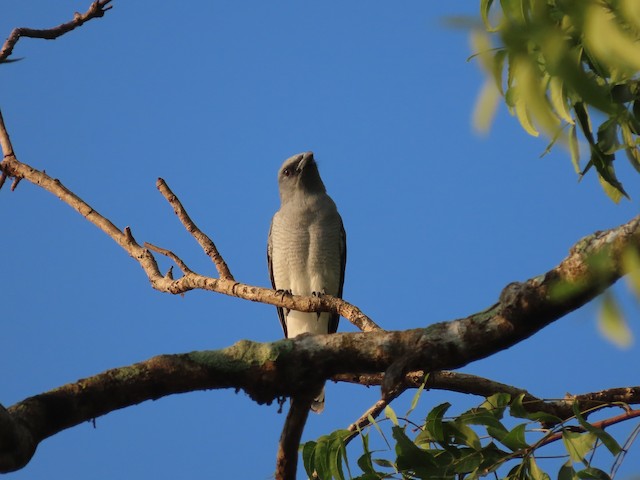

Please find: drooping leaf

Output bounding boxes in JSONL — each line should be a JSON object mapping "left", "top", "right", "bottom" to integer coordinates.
{"left": 596, "top": 172, "right": 625, "bottom": 203}
{"left": 473, "top": 79, "right": 501, "bottom": 134}
{"left": 514, "top": 88, "right": 540, "bottom": 137}
{"left": 598, "top": 291, "right": 633, "bottom": 348}
{"left": 622, "top": 247, "right": 640, "bottom": 297}
{"left": 328, "top": 430, "right": 352, "bottom": 480}
{"left": 569, "top": 124, "right": 581, "bottom": 173}
{"left": 302, "top": 440, "right": 317, "bottom": 477}
{"left": 385, "top": 405, "right": 399, "bottom": 426}
{"left": 596, "top": 119, "right": 619, "bottom": 155}
{"left": 357, "top": 433, "right": 376, "bottom": 475}
{"left": 572, "top": 402, "right": 623, "bottom": 456}
{"left": 562, "top": 430, "right": 596, "bottom": 463}
{"left": 529, "top": 457, "right": 551, "bottom": 480}
{"left": 406, "top": 374, "right": 429, "bottom": 417}
{"left": 480, "top": 0, "right": 498, "bottom": 31}
{"left": 549, "top": 77, "right": 574, "bottom": 124}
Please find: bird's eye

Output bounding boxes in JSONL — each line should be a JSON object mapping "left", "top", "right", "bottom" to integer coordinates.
{"left": 282, "top": 168, "right": 291, "bottom": 177}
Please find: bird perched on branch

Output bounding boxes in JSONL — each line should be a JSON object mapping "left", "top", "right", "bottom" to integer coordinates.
{"left": 267, "top": 151, "right": 346, "bottom": 413}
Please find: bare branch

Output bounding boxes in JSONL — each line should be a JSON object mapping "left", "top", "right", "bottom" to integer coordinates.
{"left": 0, "top": 143, "right": 382, "bottom": 332}
{"left": 144, "top": 241, "right": 193, "bottom": 275}
{"left": 0, "top": 110, "right": 16, "bottom": 161}
{"left": 0, "top": 0, "right": 113, "bottom": 63}
{"left": 538, "top": 408, "right": 640, "bottom": 449}
{"left": 340, "top": 372, "right": 640, "bottom": 426}
{"left": 156, "top": 177, "right": 234, "bottom": 280}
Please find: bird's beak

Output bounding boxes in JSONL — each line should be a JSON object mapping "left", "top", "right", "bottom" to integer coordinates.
{"left": 296, "top": 151, "right": 314, "bottom": 172}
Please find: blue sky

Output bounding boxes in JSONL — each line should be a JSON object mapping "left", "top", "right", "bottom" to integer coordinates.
{"left": 2, "top": 2, "right": 639, "bottom": 478}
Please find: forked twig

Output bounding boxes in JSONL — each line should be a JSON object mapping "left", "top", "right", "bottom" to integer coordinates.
{"left": 156, "top": 178, "right": 234, "bottom": 280}
{"left": 0, "top": 0, "right": 113, "bottom": 63}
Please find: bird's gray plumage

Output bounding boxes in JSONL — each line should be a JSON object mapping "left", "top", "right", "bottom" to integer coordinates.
{"left": 267, "top": 151, "right": 346, "bottom": 413}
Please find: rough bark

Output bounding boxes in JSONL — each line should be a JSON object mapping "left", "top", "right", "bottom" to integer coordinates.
{"left": 1, "top": 212, "right": 639, "bottom": 471}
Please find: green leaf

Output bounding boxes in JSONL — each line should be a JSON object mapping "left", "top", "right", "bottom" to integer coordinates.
{"left": 357, "top": 433, "right": 376, "bottom": 475}
{"left": 510, "top": 393, "right": 562, "bottom": 424}
{"left": 406, "top": 374, "right": 429, "bottom": 417}
{"left": 499, "top": 423, "right": 529, "bottom": 452}
{"left": 314, "top": 435, "right": 332, "bottom": 479}
{"left": 569, "top": 124, "right": 581, "bottom": 173}
{"left": 392, "top": 426, "right": 436, "bottom": 475}
{"left": 576, "top": 466, "right": 612, "bottom": 480}
{"left": 624, "top": 145, "right": 640, "bottom": 173}
{"left": 492, "top": 49, "right": 507, "bottom": 95}
{"left": 460, "top": 410, "right": 509, "bottom": 441}
{"left": 385, "top": 405, "right": 399, "bottom": 426}
{"left": 328, "top": 430, "right": 351, "bottom": 480}
{"left": 598, "top": 291, "right": 633, "bottom": 348}
{"left": 450, "top": 421, "right": 482, "bottom": 451}
{"left": 529, "top": 457, "right": 551, "bottom": 480}
{"left": 473, "top": 80, "right": 500, "bottom": 134}
{"left": 451, "top": 449, "right": 483, "bottom": 474}
{"left": 302, "top": 440, "right": 317, "bottom": 477}
{"left": 550, "top": 77, "right": 574, "bottom": 124}
{"left": 623, "top": 247, "right": 640, "bottom": 297}
{"left": 424, "top": 402, "right": 451, "bottom": 445}
{"left": 481, "top": 393, "right": 511, "bottom": 416}
{"left": 596, "top": 120, "right": 619, "bottom": 155}
{"left": 480, "top": 0, "right": 497, "bottom": 31}
{"left": 572, "top": 402, "right": 623, "bottom": 456}
{"left": 562, "top": 430, "right": 596, "bottom": 463}
{"left": 619, "top": 122, "right": 640, "bottom": 173}
{"left": 574, "top": 102, "right": 595, "bottom": 145}
{"left": 371, "top": 458, "right": 395, "bottom": 469}
{"left": 597, "top": 172, "right": 625, "bottom": 204}
{"left": 515, "top": 91, "right": 540, "bottom": 137}
{"left": 477, "top": 442, "right": 510, "bottom": 472}
{"left": 558, "top": 462, "right": 579, "bottom": 480}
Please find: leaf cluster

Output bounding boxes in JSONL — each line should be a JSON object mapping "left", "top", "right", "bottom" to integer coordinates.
{"left": 303, "top": 393, "right": 634, "bottom": 480}
{"left": 473, "top": 0, "right": 640, "bottom": 202}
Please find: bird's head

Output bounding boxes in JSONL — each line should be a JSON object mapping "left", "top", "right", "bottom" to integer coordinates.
{"left": 277, "top": 151, "right": 326, "bottom": 201}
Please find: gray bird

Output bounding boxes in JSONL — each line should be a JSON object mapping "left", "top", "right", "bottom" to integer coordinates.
{"left": 267, "top": 151, "right": 346, "bottom": 413}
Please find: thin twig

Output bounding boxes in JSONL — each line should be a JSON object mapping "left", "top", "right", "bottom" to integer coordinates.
{"left": 536, "top": 409, "right": 640, "bottom": 449}
{"left": 0, "top": 0, "right": 114, "bottom": 63}
{"left": 156, "top": 177, "right": 234, "bottom": 281}
{"left": 144, "top": 242, "right": 193, "bottom": 275}
{"left": 0, "top": 110, "right": 15, "bottom": 160}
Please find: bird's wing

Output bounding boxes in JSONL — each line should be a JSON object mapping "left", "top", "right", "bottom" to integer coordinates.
{"left": 329, "top": 218, "right": 347, "bottom": 334}
{"left": 267, "top": 220, "right": 288, "bottom": 337}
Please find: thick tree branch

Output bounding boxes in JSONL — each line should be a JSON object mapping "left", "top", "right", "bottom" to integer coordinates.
{"left": 0, "top": 1, "right": 113, "bottom": 63}
{"left": 276, "top": 397, "right": 312, "bottom": 480}
{"left": 0, "top": 336, "right": 638, "bottom": 473}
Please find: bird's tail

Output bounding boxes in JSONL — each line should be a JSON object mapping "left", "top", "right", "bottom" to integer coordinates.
{"left": 310, "top": 385, "right": 325, "bottom": 414}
